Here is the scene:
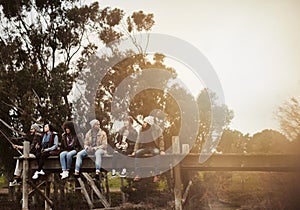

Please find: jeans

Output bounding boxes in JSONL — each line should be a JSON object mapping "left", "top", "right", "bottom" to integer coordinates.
{"left": 60, "top": 150, "right": 77, "bottom": 171}
{"left": 75, "top": 148, "right": 105, "bottom": 172}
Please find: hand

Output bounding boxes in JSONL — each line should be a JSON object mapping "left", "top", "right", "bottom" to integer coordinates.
{"left": 160, "top": 151, "right": 166, "bottom": 155}
{"left": 41, "top": 148, "right": 45, "bottom": 153}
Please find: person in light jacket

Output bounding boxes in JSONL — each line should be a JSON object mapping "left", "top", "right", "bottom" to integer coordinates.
{"left": 74, "top": 119, "right": 107, "bottom": 175}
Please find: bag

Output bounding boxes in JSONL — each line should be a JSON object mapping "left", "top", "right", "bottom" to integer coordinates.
{"left": 49, "top": 147, "right": 60, "bottom": 155}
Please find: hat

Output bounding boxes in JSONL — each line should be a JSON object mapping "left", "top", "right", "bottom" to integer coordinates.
{"left": 30, "top": 123, "right": 40, "bottom": 131}
{"left": 143, "top": 116, "right": 154, "bottom": 125}
{"left": 90, "top": 119, "right": 99, "bottom": 127}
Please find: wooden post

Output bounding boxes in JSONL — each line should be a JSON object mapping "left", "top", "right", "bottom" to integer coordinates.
{"left": 174, "top": 163, "right": 182, "bottom": 210}
{"left": 45, "top": 180, "right": 51, "bottom": 210}
{"left": 22, "top": 141, "right": 30, "bottom": 210}
{"left": 172, "top": 136, "right": 180, "bottom": 154}
{"left": 120, "top": 177, "right": 126, "bottom": 203}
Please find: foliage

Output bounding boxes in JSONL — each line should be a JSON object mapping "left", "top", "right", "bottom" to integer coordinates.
{"left": 277, "top": 97, "right": 300, "bottom": 141}
{"left": 192, "top": 89, "right": 234, "bottom": 153}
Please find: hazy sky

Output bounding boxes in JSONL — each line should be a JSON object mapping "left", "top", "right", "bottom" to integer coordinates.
{"left": 98, "top": 0, "right": 300, "bottom": 135}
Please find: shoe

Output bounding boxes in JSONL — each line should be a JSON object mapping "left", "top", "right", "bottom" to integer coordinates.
{"left": 38, "top": 170, "right": 45, "bottom": 175}
{"left": 32, "top": 171, "right": 39, "bottom": 179}
{"left": 61, "top": 171, "right": 69, "bottom": 179}
{"left": 120, "top": 168, "right": 127, "bottom": 178}
{"left": 74, "top": 172, "right": 80, "bottom": 178}
{"left": 153, "top": 176, "right": 159, "bottom": 183}
{"left": 133, "top": 175, "right": 141, "bottom": 181}
{"left": 111, "top": 169, "right": 116, "bottom": 178}
{"left": 10, "top": 179, "right": 21, "bottom": 186}
{"left": 95, "top": 169, "right": 100, "bottom": 175}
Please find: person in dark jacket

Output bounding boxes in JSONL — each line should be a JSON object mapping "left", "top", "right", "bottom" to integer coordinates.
{"left": 59, "top": 121, "right": 82, "bottom": 179}
{"left": 11, "top": 123, "right": 42, "bottom": 185}
{"left": 133, "top": 116, "right": 165, "bottom": 182}
{"left": 32, "top": 123, "right": 59, "bottom": 179}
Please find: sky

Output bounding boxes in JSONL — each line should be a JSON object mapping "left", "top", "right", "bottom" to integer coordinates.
{"left": 97, "top": 0, "right": 300, "bottom": 135}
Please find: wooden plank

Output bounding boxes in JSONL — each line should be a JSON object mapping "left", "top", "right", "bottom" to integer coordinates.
{"left": 22, "top": 141, "right": 30, "bottom": 210}
{"left": 82, "top": 173, "right": 110, "bottom": 208}
{"left": 173, "top": 164, "right": 182, "bottom": 210}
{"left": 27, "top": 180, "right": 53, "bottom": 207}
{"left": 77, "top": 177, "right": 94, "bottom": 209}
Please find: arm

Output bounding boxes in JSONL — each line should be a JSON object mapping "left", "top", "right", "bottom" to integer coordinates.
{"left": 94, "top": 131, "right": 107, "bottom": 151}
{"left": 45, "top": 135, "right": 58, "bottom": 152}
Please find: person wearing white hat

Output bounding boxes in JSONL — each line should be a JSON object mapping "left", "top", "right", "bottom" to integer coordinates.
{"left": 132, "top": 116, "right": 165, "bottom": 182}
{"left": 74, "top": 119, "right": 107, "bottom": 176}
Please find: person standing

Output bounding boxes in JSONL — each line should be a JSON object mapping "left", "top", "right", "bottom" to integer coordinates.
{"left": 111, "top": 116, "right": 137, "bottom": 177}
{"left": 74, "top": 119, "right": 107, "bottom": 176}
{"left": 59, "top": 121, "right": 82, "bottom": 179}
{"left": 32, "top": 123, "right": 59, "bottom": 179}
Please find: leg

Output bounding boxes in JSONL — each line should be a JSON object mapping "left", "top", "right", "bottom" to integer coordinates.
{"left": 59, "top": 151, "right": 68, "bottom": 171}
{"left": 134, "top": 148, "right": 148, "bottom": 180}
{"left": 66, "top": 150, "right": 77, "bottom": 170}
{"left": 151, "top": 148, "right": 160, "bottom": 182}
{"left": 95, "top": 149, "right": 104, "bottom": 173}
{"left": 37, "top": 152, "right": 50, "bottom": 171}
{"left": 75, "top": 149, "right": 87, "bottom": 173}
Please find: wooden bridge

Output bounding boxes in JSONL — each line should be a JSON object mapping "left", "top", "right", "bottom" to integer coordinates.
{"left": 15, "top": 142, "right": 300, "bottom": 210}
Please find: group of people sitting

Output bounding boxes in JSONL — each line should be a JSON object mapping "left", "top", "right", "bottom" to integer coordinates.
{"left": 12, "top": 115, "right": 165, "bottom": 185}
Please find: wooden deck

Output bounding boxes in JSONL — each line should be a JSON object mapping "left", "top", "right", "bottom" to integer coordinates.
{"left": 16, "top": 141, "right": 300, "bottom": 210}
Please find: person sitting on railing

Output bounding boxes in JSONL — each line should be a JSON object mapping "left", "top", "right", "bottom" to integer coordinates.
{"left": 11, "top": 123, "right": 42, "bottom": 185}
{"left": 59, "top": 121, "right": 82, "bottom": 179}
{"left": 111, "top": 116, "right": 137, "bottom": 178}
{"left": 32, "top": 123, "right": 59, "bottom": 180}
{"left": 74, "top": 119, "right": 107, "bottom": 176}
{"left": 132, "top": 116, "right": 165, "bottom": 182}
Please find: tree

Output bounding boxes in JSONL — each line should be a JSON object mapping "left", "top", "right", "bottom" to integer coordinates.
{"left": 277, "top": 97, "right": 300, "bottom": 141}
{"left": 247, "top": 129, "right": 290, "bottom": 153}
{"left": 0, "top": 0, "right": 147, "bottom": 178}
{"left": 217, "top": 129, "right": 250, "bottom": 153}
{"left": 192, "top": 89, "right": 234, "bottom": 153}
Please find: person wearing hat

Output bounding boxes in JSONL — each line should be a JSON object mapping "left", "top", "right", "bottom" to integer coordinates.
{"left": 74, "top": 119, "right": 107, "bottom": 176}
{"left": 132, "top": 116, "right": 165, "bottom": 182}
{"left": 11, "top": 123, "right": 42, "bottom": 185}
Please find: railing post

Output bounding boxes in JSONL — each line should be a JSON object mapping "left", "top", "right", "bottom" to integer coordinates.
{"left": 22, "top": 141, "right": 30, "bottom": 210}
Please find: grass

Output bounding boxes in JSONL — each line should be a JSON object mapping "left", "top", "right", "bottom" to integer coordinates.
{"left": 0, "top": 175, "right": 7, "bottom": 189}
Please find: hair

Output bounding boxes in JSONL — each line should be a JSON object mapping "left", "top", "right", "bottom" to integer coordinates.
{"left": 44, "top": 123, "right": 54, "bottom": 132}
{"left": 62, "top": 121, "right": 76, "bottom": 136}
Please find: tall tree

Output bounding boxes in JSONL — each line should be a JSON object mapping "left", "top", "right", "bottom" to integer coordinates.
{"left": 0, "top": 0, "right": 144, "bottom": 178}
{"left": 192, "top": 89, "right": 234, "bottom": 153}
{"left": 277, "top": 97, "right": 300, "bottom": 140}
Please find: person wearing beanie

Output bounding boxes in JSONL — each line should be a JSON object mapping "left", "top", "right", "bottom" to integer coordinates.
{"left": 11, "top": 123, "right": 42, "bottom": 185}
{"left": 74, "top": 119, "right": 107, "bottom": 176}
{"left": 132, "top": 115, "right": 165, "bottom": 182}
{"left": 111, "top": 116, "right": 138, "bottom": 178}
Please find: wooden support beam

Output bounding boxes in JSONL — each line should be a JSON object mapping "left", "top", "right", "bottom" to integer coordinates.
{"left": 82, "top": 173, "right": 110, "bottom": 208}
{"left": 77, "top": 177, "right": 94, "bottom": 209}
{"left": 182, "top": 180, "right": 192, "bottom": 205}
{"left": 22, "top": 141, "right": 30, "bottom": 210}
{"left": 27, "top": 180, "right": 53, "bottom": 207}
{"left": 174, "top": 164, "right": 182, "bottom": 210}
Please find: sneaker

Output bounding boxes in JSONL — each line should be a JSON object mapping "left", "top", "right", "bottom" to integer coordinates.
{"left": 61, "top": 171, "right": 69, "bottom": 179}
{"left": 32, "top": 171, "right": 39, "bottom": 179}
{"left": 120, "top": 168, "right": 127, "bottom": 178}
{"left": 111, "top": 169, "right": 116, "bottom": 178}
{"left": 153, "top": 176, "right": 159, "bottom": 183}
{"left": 95, "top": 169, "right": 100, "bottom": 175}
{"left": 38, "top": 170, "right": 45, "bottom": 175}
{"left": 10, "top": 179, "right": 21, "bottom": 186}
